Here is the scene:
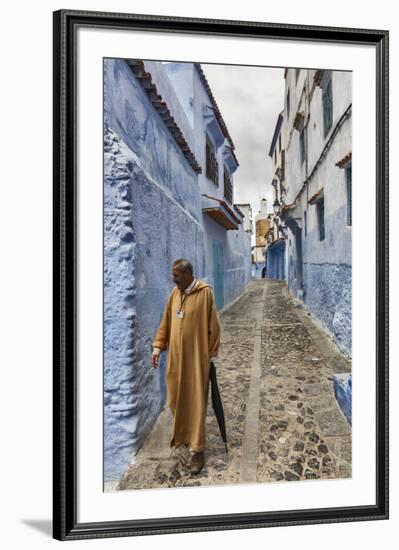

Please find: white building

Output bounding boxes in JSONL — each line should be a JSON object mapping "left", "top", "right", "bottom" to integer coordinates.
{"left": 279, "top": 67, "right": 352, "bottom": 355}
{"left": 235, "top": 203, "right": 253, "bottom": 235}
{"left": 253, "top": 198, "right": 270, "bottom": 265}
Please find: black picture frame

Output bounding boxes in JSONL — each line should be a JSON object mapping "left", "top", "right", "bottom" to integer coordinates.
{"left": 53, "top": 9, "right": 389, "bottom": 541}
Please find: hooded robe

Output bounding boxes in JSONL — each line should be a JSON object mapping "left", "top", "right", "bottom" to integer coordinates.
{"left": 152, "top": 280, "right": 221, "bottom": 452}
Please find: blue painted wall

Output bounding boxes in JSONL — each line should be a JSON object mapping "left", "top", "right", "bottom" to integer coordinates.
{"left": 333, "top": 373, "right": 352, "bottom": 424}
{"left": 284, "top": 157, "right": 352, "bottom": 356}
{"left": 300, "top": 204, "right": 352, "bottom": 356}
{"left": 104, "top": 59, "right": 251, "bottom": 481}
{"left": 104, "top": 59, "right": 205, "bottom": 481}
{"left": 202, "top": 213, "right": 252, "bottom": 309}
{"left": 165, "top": 62, "right": 252, "bottom": 309}
{"left": 302, "top": 262, "right": 351, "bottom": 353}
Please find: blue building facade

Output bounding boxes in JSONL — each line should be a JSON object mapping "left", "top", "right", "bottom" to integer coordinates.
{"left": 164, "top": 63, "right": 252, "bottom": 307}
{"left": 104, "top": 59, "right": 251, "bottom": 482}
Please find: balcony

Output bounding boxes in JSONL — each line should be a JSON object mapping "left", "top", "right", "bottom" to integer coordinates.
{"left": 201, "top": 193, "right": 241, "bottom": 230}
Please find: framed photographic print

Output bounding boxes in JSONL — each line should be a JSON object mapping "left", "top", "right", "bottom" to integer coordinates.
{"left": 53, "top": 9, "right": 389, "bottom": 541}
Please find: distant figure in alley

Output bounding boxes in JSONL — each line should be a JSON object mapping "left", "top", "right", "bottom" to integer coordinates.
{"left": 151, "top": 259, "right": 221, "bottom": 475}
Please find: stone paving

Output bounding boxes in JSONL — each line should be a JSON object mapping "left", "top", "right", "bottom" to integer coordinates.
{"left": 116, "top": 279, "right": 351, "bottom": 491}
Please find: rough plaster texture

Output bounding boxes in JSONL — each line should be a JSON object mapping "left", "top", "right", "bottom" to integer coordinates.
{"left": 104, "top": 59, "right": 205, "bottom": 481}
{"left": 104, "top": 59, "right": 200, "bottom": 221}
{"left": 302, "top": 261, "right": 351, "bottom": 356}
{"left": 286, "top": 206, "right": 352, "bottom": 356}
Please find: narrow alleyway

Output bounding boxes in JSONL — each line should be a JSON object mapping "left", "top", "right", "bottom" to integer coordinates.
{"left": 117, "top": 279, "right": 351, "bottom": 491}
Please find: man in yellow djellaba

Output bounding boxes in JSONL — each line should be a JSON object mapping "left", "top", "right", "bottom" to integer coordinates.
{"left": 151, "top": 258, "right": 221, "bottom": 475}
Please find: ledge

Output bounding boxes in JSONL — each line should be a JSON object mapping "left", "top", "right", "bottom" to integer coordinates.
{"left": 335, "top": 151, "right": 352, "bottom": 168}
{"left": 223, "top": 142, "right": 239, "bottom": 173}
{"left": 308, "top": 188, "right": 324, "bottom": 205}
{"left": 201, "top": 194, "right": 241, "bottom": 230}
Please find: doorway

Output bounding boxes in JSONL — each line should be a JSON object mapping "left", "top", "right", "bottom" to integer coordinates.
{"left": 212, "top": 240, "right": 224, "bottom": 310}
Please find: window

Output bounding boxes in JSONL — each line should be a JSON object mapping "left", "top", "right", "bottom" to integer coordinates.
{"left": 279, "top": 134, "right": 282, "bottom": 152}
{"left": 316, "top": 197, "right": 325, "bottom": 241}
{"left": 274, "top": 150, "right": 277, "bottom": 164}
{"left": 295, "top": 68, "right": 300, "bottom": 81}
{"left": 299, "top": 128, "right": 306, "bottom": 165}
{"left": 223, "top": 167, "right": 233, "bottom": 204}
{"left": 346, "top": 164, "right": 352, "bottom": 226}
{"left": 205, "top": 135, "right": 219, "bottom": 186}
{"left": 304, "top": 210, "right": 307, "bottom": 237}
{"left": 286, "top": 90, "right": 290, "bottom": 120}
{"left": 322, "top": 77, "right": 333, "bottom": 138}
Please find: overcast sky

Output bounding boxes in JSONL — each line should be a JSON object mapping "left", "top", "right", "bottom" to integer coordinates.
{"left": 201, "top": 63, "right": 285, "bottom": 223}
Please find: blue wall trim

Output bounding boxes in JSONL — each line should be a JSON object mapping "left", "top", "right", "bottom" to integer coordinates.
{"left": 333, "top": 373, "right": 352, "bottom": 425}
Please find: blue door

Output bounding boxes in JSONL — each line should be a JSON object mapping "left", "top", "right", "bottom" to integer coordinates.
{"left": 212, "top": 240, "right": 224, "bottom": 310}
{"left": 279, "top": 248, "right": 285, "bottom": 280}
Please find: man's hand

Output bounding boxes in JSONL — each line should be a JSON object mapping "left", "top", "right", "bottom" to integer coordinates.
{"left": 151, "top": 347, "right": 161, "bottom": 368}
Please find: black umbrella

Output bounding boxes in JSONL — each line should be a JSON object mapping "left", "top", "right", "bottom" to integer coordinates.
{"left": 209, "top": 361, "right": 228, "bottom": 455}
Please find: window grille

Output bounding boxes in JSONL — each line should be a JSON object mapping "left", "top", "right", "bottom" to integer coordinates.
{"left": 223, "top": 168, "right": 233, "bottom": 204}
{"left": 322, "top": 77, "right": 333, "bottom": 138}
{"left": 206, "top": 136, "right": 219, "bottom": 186}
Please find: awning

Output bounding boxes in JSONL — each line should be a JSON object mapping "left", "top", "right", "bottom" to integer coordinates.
{"left": 202, "top": 194, "right": 241, "bottom": 230}
{"left": 335, "top": 152, "right": 352, "bottom": 168}
{"left": 222, "top": 142, "right": 239, "bottom": 173}
{"left": 314, "top": 69, "right": 332, "bottom": 90}
{"left": 233, "top": 204, "right": 245, "bottom": 218}
{"left": 293, "top": 111, "right": 305, "bottom": 132}
{"left": 281, "top": 202, "right": 296, "bottom": 212}
{"left": 203, "top": 104, "right": 225, "bottom": 148}
{"left": 308, "top": 188, "right": 324, "bottom": 205}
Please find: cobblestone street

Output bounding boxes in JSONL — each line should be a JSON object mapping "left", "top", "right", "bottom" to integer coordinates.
{"left": 116, "top": 279, "right": 351, "bottom": 491}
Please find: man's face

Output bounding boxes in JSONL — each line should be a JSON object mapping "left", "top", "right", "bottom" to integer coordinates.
{"left": 172, "top": 267, "right": 192, "bottom": 290}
